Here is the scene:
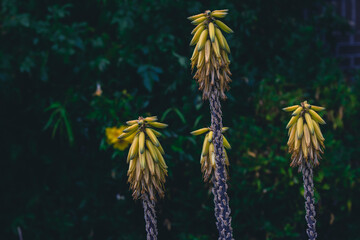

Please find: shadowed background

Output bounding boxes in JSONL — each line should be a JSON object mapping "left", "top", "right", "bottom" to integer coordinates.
{"left": 1, "top": 0, "right": 360, "bottom": 239}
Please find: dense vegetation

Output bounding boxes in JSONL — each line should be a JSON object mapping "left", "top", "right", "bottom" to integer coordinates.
{"left": 2, "top": 0, "right": 360, "bottom": 239}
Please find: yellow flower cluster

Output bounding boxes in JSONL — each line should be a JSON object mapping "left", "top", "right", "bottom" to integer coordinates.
{"left": 119, "top": 116, "right": 168, "bottom": 200}
{"left": 105, "top": 126, "right": 134, "bottom": 151}
{"left": 188, "top": 9, "right": 233, "bottom": 99}
{"left": 283, "top": 101, "right": 326, "bottom": 167}
{"left": 190, "top": 127, "right": 231, "bottom": 182}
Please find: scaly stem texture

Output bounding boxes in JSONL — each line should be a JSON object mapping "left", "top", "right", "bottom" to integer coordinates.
{"left": 302, "top": 162, "right": 317, "bottom": 240}
{"left": 210, "top": 86, "right": 233, "bottom": 240}
{"left": 142, "top": 193, "right": 158, "bottom": 240}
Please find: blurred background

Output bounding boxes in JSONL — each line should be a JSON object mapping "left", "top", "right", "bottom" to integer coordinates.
{"left": 2, "top": 0, "right": 360, "bottom": 239}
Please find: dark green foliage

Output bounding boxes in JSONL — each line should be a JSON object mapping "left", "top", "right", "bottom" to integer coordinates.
{"left": 1, "top": 0, "right": 360, "bottom": 239}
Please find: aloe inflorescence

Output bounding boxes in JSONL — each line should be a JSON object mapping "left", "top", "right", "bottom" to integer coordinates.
{"left": 284, "top": 101, "right": 326, "bottom": 240}
{"left": 118, "top": 116, "right": 168, "bottom": 240}
{"left": 189, "top": 9, "right": 234, "bottom": 239}
{"left": 189, "top": 9, "right": 232, "bottom": 100}
{"left": 191, "top": 127, "right": 231, "bottom": 182}
{"left": 284, "top": 101, "right": 325, "bottom": 168}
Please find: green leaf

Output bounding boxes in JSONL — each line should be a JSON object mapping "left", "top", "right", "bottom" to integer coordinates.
{"left": 161, "top": 108, "right": 172, "bottom": 122}
{"left": 193, "top": 115, "right": 203, "bottom": 128}
{"left": 173, "top": 108, "right": 186, "bottom": 124}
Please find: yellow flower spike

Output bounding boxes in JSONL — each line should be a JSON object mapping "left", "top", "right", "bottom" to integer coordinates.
{"left": 188, "top": 9, "right": 233, "bottom": 99}
{"left": 284, "top": 101, "right": 326, "bottom": 167}
{"left": 192, "top": 126, "right": 231, "bottom": 182}
{"left": 120, "top": 116, "right": 168, "bottom": 201}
